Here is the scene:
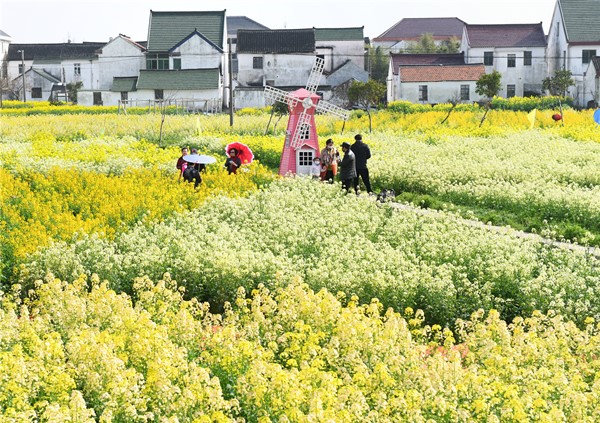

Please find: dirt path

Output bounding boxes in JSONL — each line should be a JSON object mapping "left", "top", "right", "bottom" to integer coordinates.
{"left": 386, "top": 201, "right": 600, "bottom": 258}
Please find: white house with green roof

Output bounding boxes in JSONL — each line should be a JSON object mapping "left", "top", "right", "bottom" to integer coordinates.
{"left": 132, "top": 10, "right": 228, "bottom": 109}
{"left": 547, "top": 0, "right": 600, "bottom": 106}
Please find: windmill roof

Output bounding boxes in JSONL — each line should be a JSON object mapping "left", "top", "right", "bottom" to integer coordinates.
{"left": 560, "top": 0, "right": 600, "bottom": 43}
{"left": 136, "top": 68, "right": 219, "bottom": 90}
{"left": 399, "top": 64, "right": 485, "bottom": 82}
{"left": 465, "top": 23, "right": 547, "bottom": 48}
{"left": 227, "top": 16, "right": 269, "bottom": 37}
{"left": 111, "top": 76, "right": 138, "bottom": 92}
{"left": 390, "top": 53, "right": 465, "bottom": 74}
{"left": 237, "top": 29, "right": 315, "bottom": 54}
{"left": 374, "top": 17, "right": 466, "bottom": 41}
{"left": 7, "top": 42, "right": 105, "bottom": 61}
{"left": 146, "top": 10, "right": 225, "bottom": 52}
{"left": 314, "top": 27, "right": 364, "bottom": 41}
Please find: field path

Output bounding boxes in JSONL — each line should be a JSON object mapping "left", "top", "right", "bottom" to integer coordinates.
{"left": 386, "top": 201, "right": 600, "bottom": 258}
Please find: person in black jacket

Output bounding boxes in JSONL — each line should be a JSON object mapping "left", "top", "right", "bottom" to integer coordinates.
{"left": 351, "top": 134, "right": 372, "bottom": 194}
{"left": 339, "top": 141, "right": 357, "bottom": 193}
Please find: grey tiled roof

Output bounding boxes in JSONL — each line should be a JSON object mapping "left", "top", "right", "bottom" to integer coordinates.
{"left": 136, "top": 68, "right": 219, "bottom": 90}
{"left": 374, "top": 18, "right": 466, "bottom": 41}
{"left": 227, "top": 16, "right": 269, "bottom": 37}
{"left": 315, "top": 27, "right": 364, "bottom": 42}
{"left": 147, "top": 10, "right": 225, "bottom": 52}
{"left": 560, "top": 0, "right": 600, "bottom": 43}
{"left": 111, "top": 77, "right": 138, "bottom": 92}
{"left": 7, "top": 43, "right": 105, "bottom": 61}
{"left": 465, "top": 24, "right": 547, "bottom": 48}
{"left": 237, "top": 29, "right": 315, "bottom": 54}
{"left": 390, "top": 53, "right": 465, "bottom": 75}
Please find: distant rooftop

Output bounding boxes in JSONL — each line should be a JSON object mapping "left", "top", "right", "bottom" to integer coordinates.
{"left": 7, "top": 42, "right": 105, "bottom": 61}
{"left": 237, "top": 29, "right": 315, "bottom": 54}
{"left": 464, "top": 23, "right": 547, "bottom": 48}
{"left": 390, "top": 53, "right": 465, "bottom": 75}
{"left": 227, "top": 16, "right": 269, "bottom": 37}
{"left": 559, "top": 0, "right": 600, "bottom": 43}
{"left": 399, "top": 64, "right": 485, "bottom": 82}
{"left": 374, "top": 17, "right": 466, "bottom": 42}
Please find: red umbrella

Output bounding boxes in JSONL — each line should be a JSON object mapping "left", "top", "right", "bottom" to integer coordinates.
{"left": 225, "top": 142, "right": 254, "bottom": 164}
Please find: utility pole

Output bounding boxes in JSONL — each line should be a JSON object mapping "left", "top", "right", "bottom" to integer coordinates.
{"left": 228, "top": 38, "right": 234, "bottom": 126}
{"left": 17, "top": 49, "right": 26, "bottom": 102}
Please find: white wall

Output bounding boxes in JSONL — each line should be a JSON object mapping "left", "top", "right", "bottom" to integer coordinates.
{"left": 173, "top": 35, "right": 223, "bottom": 69}
{"left": 96, "top": 37, "right": 145, "bottom": 91}
{"left": 396, "top": 80, "right": 483, "bottom": 104}
{"left": 316, "top": 39, "right": 364, "bottom": 71}
{"left": 237, "top": 53, "right": 316, "bottom": 87}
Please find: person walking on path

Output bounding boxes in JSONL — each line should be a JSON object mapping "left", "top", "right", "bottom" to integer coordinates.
{"left": 351, "top": 134, "right": 372, "bottom": 194}
{"left": 339, "top": 141, "right": 357, "bottom": 193}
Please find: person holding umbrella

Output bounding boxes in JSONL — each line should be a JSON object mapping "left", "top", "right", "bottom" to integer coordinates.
{"left": 182, "top": 148, "right": 217, "bottom": 188}
{"left": 224, "top": 148, "right": 242, "bottom": 174}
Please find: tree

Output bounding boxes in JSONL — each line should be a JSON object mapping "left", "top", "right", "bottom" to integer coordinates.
{"left": 542, "top": 69, "right": 574, "bottom": 97}
{"left": 439, "top": 36, "right": 461, "bottom": 53}
{"left": 367, "top": 46, "right": 388, "bottom": 84}
{"left": 404, "top": 34, "right": 461, "bottom": 54}
{"left": 406, "top": 33, "right": 437, "bottom": 53}
{"left": 347, "top": 79, "right": 386, "bottom": 132}
{"left": 475, "top": 71, "right": 502, "bottom": 127}
{"left": 542, "top": 70, "right": 574, "bottom": 124}
{"left": 475, "top": 70, "right": 502, "bottom": 99}
{"left": 265, "top": 100, "right": 288, "bottom": 134}
{"left": 66, "top": 81, "right": 83, "bottom": 103}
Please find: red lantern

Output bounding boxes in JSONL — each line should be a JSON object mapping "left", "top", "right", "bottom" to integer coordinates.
{"left": 552, "top": 113, "right": 562, "bottom": 121}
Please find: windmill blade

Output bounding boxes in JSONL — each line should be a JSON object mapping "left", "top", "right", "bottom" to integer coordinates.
{"left": 264, "top": 86, "right": 298, "bottom": 108}
{"left": 305, "top": 57, "right": 325, "bottom": 94}
{"left": 290, "top": 111, "right": 312, "bottom": 149}
{"left": 315, "top": 99, "right": 349, "bottom": 121}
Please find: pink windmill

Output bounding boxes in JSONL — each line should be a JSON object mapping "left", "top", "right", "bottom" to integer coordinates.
{"left": 264, "top": 57, "right": 349, "bottom": 176}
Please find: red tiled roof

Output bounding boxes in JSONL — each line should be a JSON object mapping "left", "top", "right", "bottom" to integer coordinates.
{"left": 390, "top": 53, "right": 465, "bottom": 75}
{"left": 399, "top": 64, "right": 485, "bottom": 82}
{"left": 465, "top": 23, "right": 547, "bottom": 48}
{"left": 374, "top": 17, "right": 466, "bottom": 41}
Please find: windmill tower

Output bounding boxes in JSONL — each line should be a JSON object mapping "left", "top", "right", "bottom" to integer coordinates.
{"left": 264, "top": 57, "right": 349, "bottom": 176}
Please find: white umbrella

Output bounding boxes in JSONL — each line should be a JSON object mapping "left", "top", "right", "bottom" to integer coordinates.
{"left": 183, "top": 154, "right": 217, "bottom": 164}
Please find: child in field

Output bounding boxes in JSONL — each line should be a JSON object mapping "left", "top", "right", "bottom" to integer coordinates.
{"left": 310, "top": 157, "right": 322, "bottom": 179}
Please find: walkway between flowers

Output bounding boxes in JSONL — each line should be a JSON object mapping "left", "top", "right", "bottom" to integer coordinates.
{"left": 385, "top": 200, "right": 600, "bottom": 258}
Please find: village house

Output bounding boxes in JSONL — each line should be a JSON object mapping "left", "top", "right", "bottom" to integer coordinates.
{"left": 387, "top": 53, "right": 475, "bottom": 103}
{"left": 547, "top": 0, "right": 600, "bottom": 107}
{"left": 461, "top": 23, "right": 548, "bottom": 98}
{"left": 372, "top": 18, "right": 466, "bottom": 53}
{"left": 5, "top": 41, "right": 106, "bottom": 102}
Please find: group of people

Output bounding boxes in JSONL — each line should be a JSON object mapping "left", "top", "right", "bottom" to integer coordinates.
{"left": 177, "top": 133, "right": 372, "bottom": 194}
{"left": 176, "top": 147, "right": 241, "bottom": 188}
{"left": 311, "top": 134, "right": 372, "bottom": 195}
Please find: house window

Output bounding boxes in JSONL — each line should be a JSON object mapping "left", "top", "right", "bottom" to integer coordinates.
{"left": 460, "top": 85, "right": 470, "bottom": 101}
{"left": 120, "top": 92, "right": 128, "bottom": 101}
{"left": 173, "top": 58, "right": 181, "bottom": 70}
{"left": 484, "top": 51, "right": 494, "bottom": 66}
{"left": 146, "top": 54, "right": 169, "bottom": 70}
{"left": 18, "top": 64, "right": 24, "bottom": 74}
{"left": 31, "top": 87, "right": 42, "bottom": 98}
{"left": 582, "top": 49, "right": 597, "bottom": 64}
{"left": 253, "top": 57, "right": 263, "bottom": 69}
{"left": 74, "top": 63, "right": 81, "bottom": 75}
{"left": 298, "top": 150, "right": 313, "bottom": 166}
{"left": 524, "top": 51, "right": 532, "bottom": 66}
{"left": 507, "top": 54, "right": 516, "bottom": 68}
{"left": 419, "top": 85, "right": 428, "bottom": 102}
{"left": 507, "top": 84, "right": 516, "bottom": 98}
{"left": 93, "top": 92, "right": 102, "bottom": 105}
{"left": 154, "top": 89, "right": 164, "bottom": 100}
